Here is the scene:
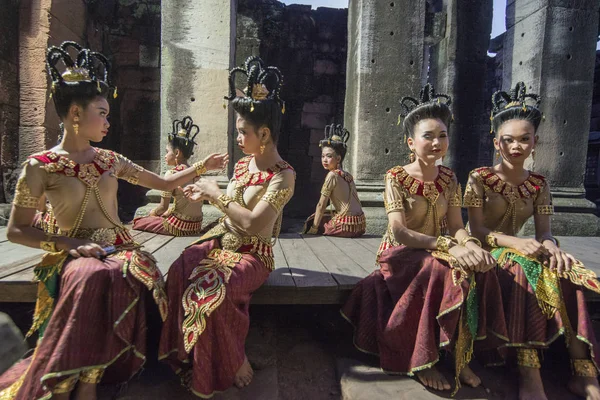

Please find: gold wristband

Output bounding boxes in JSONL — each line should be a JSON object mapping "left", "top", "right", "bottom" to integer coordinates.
{"left": 436, "top": 235, "right": 457, "bottom": 252}
{"left": 460, "top": 236, "right": 482, "bottom": 248}
{"left": 572, "top": 359, "right": 598, "bottom": 377}
{"left": 193, "top": 161, "right": 207, "bottom": 177}
{"left": 40, "top": 235, "right": 58, "bottom": 253}
{"left": 210, "top": 194, "right": 235, "bottom": 213}
{"left": 485, "top": 232, "right": 499, "bottom": 248}
{"left": 542, "top": 236, "right": 560, "bottom": 248}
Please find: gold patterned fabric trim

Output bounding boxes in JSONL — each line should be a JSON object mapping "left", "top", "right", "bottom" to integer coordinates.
{"left": 161, "top": 191, "right": 172, "bottom": 198}
{"left": 462, "top": 183, "right": 483, "bottom": 208}
{"left": 517, "top": 348, "right": 541, "bottom": 368}
{"left": 385, "top": 199, "right": 404, "bottom": 213}
{"left": 448, "top": 183, "right": 462, "bottom": 207}
{"left": 53, "top": 374, "right": 78, "bottom": 394}
{"left": 535, "top": 205, "right": 554, "bottom": 215}
{"left": 182, "top": 249, "right": 242, "bottom": 353}
{"left": 261, "top": 187, "right": 293, "bottom": 213}
{"left": 13, "top": 176, "right": 40, "bottom": 208}
{"left": 79, "top": 367, "right": 105, "bottom": 384}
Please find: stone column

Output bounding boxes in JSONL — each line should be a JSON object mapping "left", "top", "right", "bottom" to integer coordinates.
{"left": 429, "top": 0, "right": 493, "bottom": 182}
{"left": 160, "top": 0, "right": 234, "bottom": 175}
{"left": 343, "top": 0, "right": 427, "bottom": 234}
{"left": 503, "top": 0, "right": 600, "bottom": 235}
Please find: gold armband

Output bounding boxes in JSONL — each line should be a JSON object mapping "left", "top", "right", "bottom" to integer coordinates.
{"left": 13, "top": 176, "right": 40, "bottom": 208}
{"left": 535, "top": 205, "right": 554, "bottom": 215}
{"left": 517, "top": 348, "right": 541, "bottom": 369}
{"left": 436, "top": 235, "right": 457, "bottom": 252}
{"left": 210, "top": 194, "right": 234, "bottom": 213}
{"left": 572, "top": 359, "right": 598, "bottom": 377}
{"left": 193, "top": 161, "right": 207, "bottom": 177}
{"left": 485, "top": 232, "right": 499, "bottom": 248}
{"left": 460, "top": 236, "right": 482, "bottom": 248}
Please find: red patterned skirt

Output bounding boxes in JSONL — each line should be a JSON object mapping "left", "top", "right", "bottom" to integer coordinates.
{"left": 159, "top": 238, "right": 271, "bottom": 398}
{"left": 133, "top": 213, "right": 206, "bottom": 236}
{"left": 302, "top": 212, "right": 366, "bottom": 238}
{"left": 341, "top": 245, "right": 508, "bottom": 376}
{"left": 0, "top": 244, "right": 167, "bottom": 399}
{"left": 494, "top": 248, "right": 600, "bottom": 367}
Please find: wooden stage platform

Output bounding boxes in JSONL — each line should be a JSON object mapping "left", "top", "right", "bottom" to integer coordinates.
{"left": 0, "top": 227, "right": 599, "bottom": 305}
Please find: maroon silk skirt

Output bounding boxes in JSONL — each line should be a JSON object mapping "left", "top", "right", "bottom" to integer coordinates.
{"left": 159, "top": 239, "right": 271, "bottom": 398}
{"left": 341, "top": 245, "right": 508, "bottom": 374}
{"left": 497, "top": 256, "right": 600, "bottom": 366}
{"left": 0, "top": 249, "right": 166, "bottom": 399}
{"left": 302, "top": 212, "right": 366, "bottom": 238}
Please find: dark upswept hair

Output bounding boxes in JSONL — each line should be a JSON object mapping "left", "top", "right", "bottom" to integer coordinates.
{"left": 319, "top": 124, "right": 350, "bottom": 162}
{"left": 168, "top": 116, "right": 200, "bottom": 159}
{"left": 398, "top": 83, "right": 453, "bottom": 137}
{"left": 491, "top": 82, "right": 542, "bottom": 135}
{"left": 46, "top": 41, "right": 115, "bottom": 119}
{"left": 225, "top": 56, "right": 285, "bottom": 144}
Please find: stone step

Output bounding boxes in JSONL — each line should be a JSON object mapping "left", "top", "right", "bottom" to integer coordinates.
{"left": 336, "top": 357, "right": 580, "bottom": 400}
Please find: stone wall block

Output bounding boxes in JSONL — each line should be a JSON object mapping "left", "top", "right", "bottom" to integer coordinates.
{"left": 18, "top": 126, "right": 47, "bottom": 162}
{"left": 50, "top": 0, "right": 87, "bottom": 38}
{"left": 313, "top": 59, "right": 338, "bottom": 75}
{"left": 506, "top": 0, "right": 599, "bottom": 29}
{"left": 310, "top": 128, "right": 324, "bottom": 144}
{"left": 303, "top": 102, "right": 333, "bottom": 114}
{"left": 0, "top": 60, "right": 19, "bottom": 108}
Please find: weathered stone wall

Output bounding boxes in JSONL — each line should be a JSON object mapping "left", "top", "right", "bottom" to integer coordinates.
{"left": 0, "top": 0, "right": 20, "bottom": 204}
{"left": 235, "top": 0, "right": 348, "bottom": 216}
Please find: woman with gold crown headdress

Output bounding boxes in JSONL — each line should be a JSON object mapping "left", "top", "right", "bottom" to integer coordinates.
{"left": 301, "top": 124, "right": 366, "bottom": 237}
{"left": 159, "top": 56, "right": 295, "bottom": 397}
{"left": 133, "top": 116, "right": 215, "bottom": 236}
{"left": 0, "top": 41, "right": 227, "bottom": 400}
{"left": 341, "top": 84, "right": 508, "bottom": 395}
{"left": 465, "top": 82, "right": 600, "bottom": 400}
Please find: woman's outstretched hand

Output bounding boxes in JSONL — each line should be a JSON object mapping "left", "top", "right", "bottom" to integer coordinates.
{"left": 203, "top": 153, "right": 229, "bottom": 171}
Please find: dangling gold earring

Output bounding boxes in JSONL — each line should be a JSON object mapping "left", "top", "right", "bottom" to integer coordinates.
{"left": 73, "top": 117, "right": 79, "bottom": 136}
{"left": 409, "top": 150, "right": 415, "bottom": 163}
{"left": 260, "top": 143, "right": 266, "bottom": 155}
{"left": 495, "top": 150, "right": 500, "bottom": 161}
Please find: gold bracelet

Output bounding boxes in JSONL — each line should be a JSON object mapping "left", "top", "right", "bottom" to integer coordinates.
{"left": 193, "top": 161, "right": 207, "bottom": 177}
{"left": 460, "top": 236, "right": 482, "bottom": 248}
{"left": 572, "top": 359, "right": 598, "bottom": 377}
{"left": 517, "top": 348, "right": 541, "bottom": 369}
{"left": 436, "top": 235, "right": 457, "bottom": 252}
{"left": 40, "top": 234, "right": 58, "bottom": 253}
{"left": 210, "top": 194, "right": 235, "bottom": 213}
{"left": 485, "top": 232, "right": 499, "bottom": 248}
{"left": 307, "top": 225, "right": 319, "bottom": 235}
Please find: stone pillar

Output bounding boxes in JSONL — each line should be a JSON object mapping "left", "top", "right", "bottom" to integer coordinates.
{"left": 429, "top": 0, "right": 493, "bottom": 182}
{"left": 344, "top": 0, "right": 427, "bottom": 234}
{"left": 503, "top": 0, "right": 600, "bottom": 235}
{"left": 160, "top": 0, "right": 234, "bottom": 175}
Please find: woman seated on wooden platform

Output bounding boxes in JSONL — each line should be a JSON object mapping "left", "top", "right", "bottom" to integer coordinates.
{"left": 341, "top": 84, "right": 508, "bottom": 395}
{"left": 302, "top": 124, "right": 366, "bottom": 237}
{"left": 465, "top": 82, "right": 600, "bottom": 400}
{"left": 133, "top": 116, "right": 217, "bottom": 236}
{"left": 0, "top": 41, "right": 227, "bottom": 400}
{"left": 159, "top": 56, "right": 295, "bottom": 398}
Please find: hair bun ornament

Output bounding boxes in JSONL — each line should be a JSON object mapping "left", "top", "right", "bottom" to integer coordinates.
{"left": 491, "top": 81, "right": 541, "bottom": 116}
{"left": 320, "top": 124, "right": 350, "bottom": 148}
{"left": 46, "top": 41, "right": 117, "bottom": 99}
{"left": 224, "top": 55, "right": 285, "bottom": 113}
{"left": 397, "top": 83, "right": 452, "bottom": 125}
{"left": 169, "top": 116, "right": 200, "bottom": 145}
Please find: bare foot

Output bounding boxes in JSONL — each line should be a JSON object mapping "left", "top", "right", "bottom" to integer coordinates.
{"left": 234, "top": 357, "right": 254, "bottom": 389}
{"left": 568, "top": 376, "right": 600, "bottom": 400}
{"left": 415, "top": 366, "right": 452, "bottom": 391}
{"left": 459, "top": 365, "right": 481, "bottom": 388}
{"left": 518, "top": 366, "right": 548, "bottom": 400}
{"left": 74, "top": 381, "right": 97, "bottom": 400}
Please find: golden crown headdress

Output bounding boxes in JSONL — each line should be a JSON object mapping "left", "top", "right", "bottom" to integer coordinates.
{"left": 320, "top": 124, "right": 350, "bottom": 148}
{"left": 169, "top": 116, "right": 200, "bottom": 146}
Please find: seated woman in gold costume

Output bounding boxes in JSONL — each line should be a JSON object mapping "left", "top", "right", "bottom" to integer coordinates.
{"left": 0, "top": 41, "right": 227, "bottom": 400}
{"left": 133, "top": 116, "right": 213, "bottom": 236}
{"left": 159, "top": 56, "right": 295, "bottom": 398}
{"left": 303, "top": 124, "right": 365, "bottom": 237}
{"left": 465, "top": 82, "right": 600, "bottom": 400}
